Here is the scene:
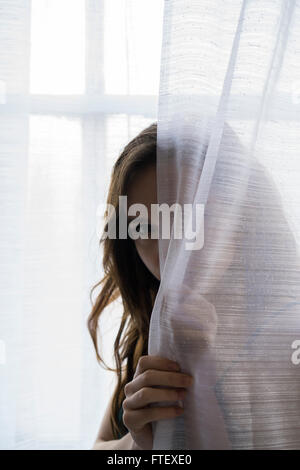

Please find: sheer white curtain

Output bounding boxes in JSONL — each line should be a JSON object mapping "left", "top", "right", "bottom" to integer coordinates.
{"left": 149, "top": 0, "right": 300, "bottom": 449}
{"left": 0, "top": 0, "right": 163, "bottom": 449}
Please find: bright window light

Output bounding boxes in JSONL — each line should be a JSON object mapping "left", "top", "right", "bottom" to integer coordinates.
{"left": 30, "top": 0, "right": 85, "bottom": 94}
{"left": 104, "top": 0, "right": 164, "bottom": 95}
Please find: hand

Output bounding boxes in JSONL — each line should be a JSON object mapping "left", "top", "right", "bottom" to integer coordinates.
{"left": 122, "top": 355, "right": 194, "bottom": 450}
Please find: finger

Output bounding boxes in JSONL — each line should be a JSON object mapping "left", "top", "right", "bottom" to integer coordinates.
{"left": 123, "top": 405, "right": 184, "bottom": 432}
{"left": 127, "top": 369, "right": 193, "bottom": 396}
{"left": 124, "top": 386, "right": 187, "bottom": 410}
{"left": 133, "top": 355, "right": 180, "bottom": 380}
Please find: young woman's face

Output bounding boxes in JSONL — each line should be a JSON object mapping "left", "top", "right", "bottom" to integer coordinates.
{"left": 127, "top": 164, "right": 160, "bottom": 281}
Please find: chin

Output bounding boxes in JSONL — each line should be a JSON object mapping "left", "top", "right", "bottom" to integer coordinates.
{"left": 149, "top": 268, "right": 160, "bottom": 281}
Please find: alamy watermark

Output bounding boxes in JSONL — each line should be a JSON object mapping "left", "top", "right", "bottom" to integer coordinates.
{"left": 291, "top": 339, "right": 300, "bottom": 365}
{"left": 96, "top": 196, "right": 205, "bottom": 251}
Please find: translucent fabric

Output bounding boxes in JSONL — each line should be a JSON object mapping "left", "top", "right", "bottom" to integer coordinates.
{"left": 148, "top": 0, "right": 300, "bottom": 449}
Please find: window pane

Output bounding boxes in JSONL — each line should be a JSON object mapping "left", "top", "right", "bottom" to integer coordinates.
{"left": 104, "top": 0, "right": 164, "bottom": 95}
{"left": 30, "top": 0, "right": 85, "bottom": 94}
{"left": 27, "top": 115, "right": 83, "bottom": 440}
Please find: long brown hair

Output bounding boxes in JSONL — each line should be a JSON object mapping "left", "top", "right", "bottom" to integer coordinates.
{"left": 87, "top": 121, "right": 160, "bottom": 439}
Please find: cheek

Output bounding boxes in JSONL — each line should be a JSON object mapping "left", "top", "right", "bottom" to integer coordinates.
{"left": 135, "top": 240, "right": 159, "bottom": 274}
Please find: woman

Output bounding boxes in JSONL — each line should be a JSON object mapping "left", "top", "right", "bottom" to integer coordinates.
{"left": 88, "top": 119, "right": 300, "bottom": 449}
{"left": 87, "top": 122, "right": 194, "bottom": 450}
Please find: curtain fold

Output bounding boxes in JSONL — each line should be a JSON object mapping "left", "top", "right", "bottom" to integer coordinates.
{"left": 149, "top": 0, "right": 300, "bottom": 449}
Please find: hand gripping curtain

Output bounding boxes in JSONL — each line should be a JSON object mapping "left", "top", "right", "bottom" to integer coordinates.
{"left": 148, "top": 0, "right": 300, "bottom": 449}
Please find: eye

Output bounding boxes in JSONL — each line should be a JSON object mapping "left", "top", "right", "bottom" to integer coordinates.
{"left": 136, "top": 223, "right": 152, "bottom": 236}
{"left": 128, "top": 220, "right": 158, "bottom": 240}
